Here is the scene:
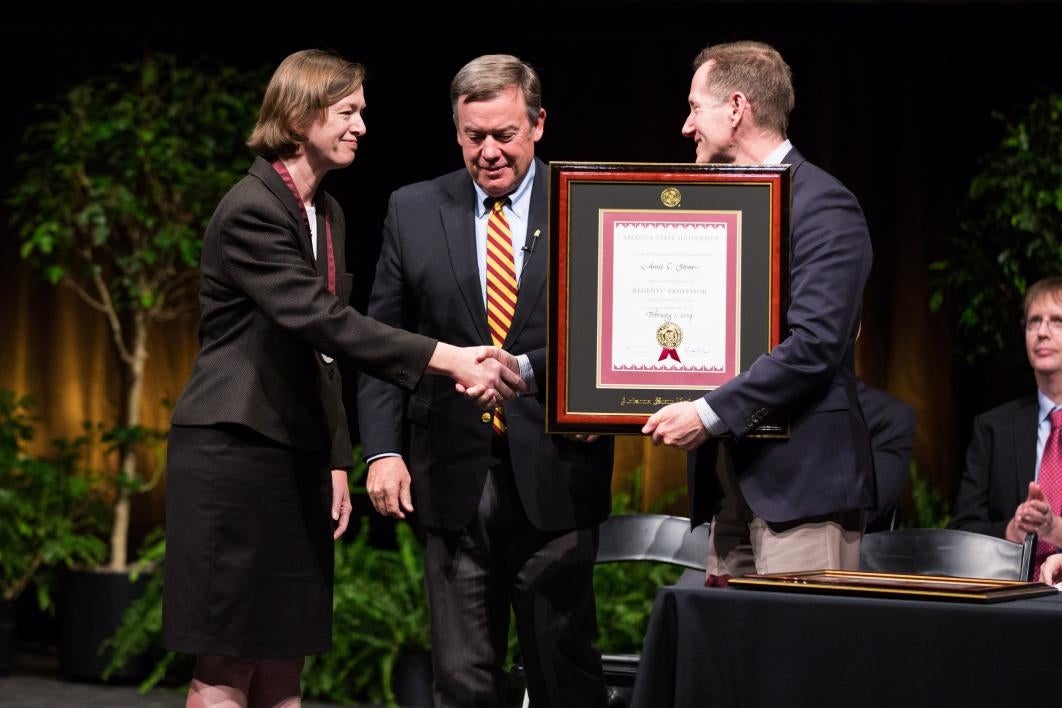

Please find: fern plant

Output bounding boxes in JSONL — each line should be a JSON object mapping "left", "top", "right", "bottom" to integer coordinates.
{"left": 302, "top": 518, "right": 430, "bottom": 706}
{"left": 0, "top": 391, "right": 108, "bottom": 609}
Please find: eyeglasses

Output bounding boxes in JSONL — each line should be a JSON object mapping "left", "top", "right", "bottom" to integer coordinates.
{"left": 1024, "top": 316, "right": 1062, "bottom": 337}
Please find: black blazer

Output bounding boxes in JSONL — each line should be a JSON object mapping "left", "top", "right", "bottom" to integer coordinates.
{"left": 859, "top": 381, "right": 917, "bottom": 532}
{"left": 949, "top": 395, "right": 1039, "bottom": 538}
{"left": 357, "top": 159, "right": 613, "bottom": 531}
{"left": 172, "top": 157, "right": 436, "bottom": 467}
{"left": 690, "top": 148, "right": 875, "bottom": 525}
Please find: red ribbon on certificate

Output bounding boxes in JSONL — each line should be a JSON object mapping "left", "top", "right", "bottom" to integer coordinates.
{"left": 658, "top": 348, "right": 681, "bottom": 362}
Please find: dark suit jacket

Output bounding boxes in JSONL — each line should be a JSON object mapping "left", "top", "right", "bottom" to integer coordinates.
{"left": 859, "top": 382, "right": 917, "bottom": 532}
{"left": 357, "top": 159, "right": 613, "bottom": 532}
{"left": 172, "top": 157, "right": 436, "bottom": 467}
{"left": 949, "top": 395, "right": 1039, "bottom": 538}
{"left": 689, "top": 147, "right": 875, "bottom": 525}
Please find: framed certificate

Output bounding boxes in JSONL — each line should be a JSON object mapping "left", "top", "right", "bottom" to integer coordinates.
{"left": 547, "top": 162, "right": 790, "bottom": 434}
{"left": 728, "top": 570, "right": 1057, "bottom": 603}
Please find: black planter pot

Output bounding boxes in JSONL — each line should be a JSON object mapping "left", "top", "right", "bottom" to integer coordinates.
{"left": 393, "top": 649, "right": 433, "bottom": 707}
{"left": 57, "top": 568, "right": 150, "bottom": 682}
{"left": 0, "top": 600, "right": 13, "bottom": 676}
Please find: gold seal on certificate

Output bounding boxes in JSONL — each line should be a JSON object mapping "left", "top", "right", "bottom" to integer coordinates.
{"left": 656, "top": 321, "right": 683, "bottom": 362}
{"left": 660, "top": 187, "right": 681, "bottom": 208}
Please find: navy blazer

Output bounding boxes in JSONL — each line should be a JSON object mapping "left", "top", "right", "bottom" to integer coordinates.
{"left": 689, "top": 147, "right": 875, "bottom": 525}
{"left": 357, "top": 158, "right": 613, "bottom": 532}
{"left": 949, "top": 395, "right": 1039, "bottom": 538}
{"left": 172, "top": 157, "right": 436, "bottom": 467}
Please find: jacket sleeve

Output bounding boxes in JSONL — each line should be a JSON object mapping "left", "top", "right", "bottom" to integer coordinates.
{"left": 949, "top": 414, "right": 1007, "bottom": 537}
{"left": 216, "top": 194, "right": 436, "bottom": 392}
{"left": 704, "top": 173, "right": 872, "bottom": 438}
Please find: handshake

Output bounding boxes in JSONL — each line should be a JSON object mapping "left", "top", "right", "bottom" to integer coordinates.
{"left": 427, "top": 343, "right": 526, "bottom": 410}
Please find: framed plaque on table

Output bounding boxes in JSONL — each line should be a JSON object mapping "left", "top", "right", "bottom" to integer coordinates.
{"left": 547, "top": 162, "right": 790, "bottom": 435}
{"left": 728, "top": 569, "right": 1058, "bottom": 603}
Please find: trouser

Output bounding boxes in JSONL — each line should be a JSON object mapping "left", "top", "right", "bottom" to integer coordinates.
{"left": 423, "top": 459, "right": 606, "bottom": 708}
{"left": 706, "top": 445, "right": 865, "bottom": 577}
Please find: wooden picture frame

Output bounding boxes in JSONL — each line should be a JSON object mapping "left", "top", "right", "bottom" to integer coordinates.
{"left": 547, "top": 162, "right": 790, "bottom": 434}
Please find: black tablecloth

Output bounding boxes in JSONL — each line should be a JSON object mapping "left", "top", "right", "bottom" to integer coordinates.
{"left": 631, "top": 575, "right": 1062, "bottom": 708}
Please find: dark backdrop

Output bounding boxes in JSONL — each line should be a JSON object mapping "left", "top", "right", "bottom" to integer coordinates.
{"left": 3, "top": 2, "right": 1060, "bottom": 514}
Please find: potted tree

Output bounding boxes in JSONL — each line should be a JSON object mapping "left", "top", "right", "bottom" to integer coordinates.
{"left": 6, "top": 52, "right": 263, "bottom": 679}
{"left": 0, "top": 390, "right": 107, "bottom": 674}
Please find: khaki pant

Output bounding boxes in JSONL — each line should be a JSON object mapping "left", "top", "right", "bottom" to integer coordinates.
{"left": 706, "top": 445, "right": 865, "bottom": 577}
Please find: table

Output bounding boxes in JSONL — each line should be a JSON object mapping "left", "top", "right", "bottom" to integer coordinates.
{"left": 631, "top": 574, "right": 1062, "bottom": 707}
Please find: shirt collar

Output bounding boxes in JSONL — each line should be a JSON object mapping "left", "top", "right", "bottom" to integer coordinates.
{"left": 1037, "top": 389, "right": 1062, "bottom": 423}
{"left": 473, "top": 160, "right": 536, "bottom": 219}
{"left": 761, "top": 139, "right": 793, "bottom": 165}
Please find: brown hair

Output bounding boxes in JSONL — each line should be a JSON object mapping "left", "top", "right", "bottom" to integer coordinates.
{"left": 450, "top": 54, "right": 542, "bottom": 127}
{"left": 247, "top": 49, "right": 365, "bottom": 160}
{"left": 1024, "top": 276, "right": 1062, "bottom": 318}
{"left": 693, "top": 41, "right": 794, "bottom": 136}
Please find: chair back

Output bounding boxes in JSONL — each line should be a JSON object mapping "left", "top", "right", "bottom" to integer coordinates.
{"left": 858, "top": 528, "right": 1035, "bottom": 581}
{"left": 596, "top": 513, "right": 708, "bottom": 571}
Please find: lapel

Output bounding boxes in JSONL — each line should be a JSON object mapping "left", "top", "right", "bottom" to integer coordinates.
{"left": 1012, "top": 394, "right": 1040, "bottom": 501}
{"left": 507, "top": 158, "right": 548, "bottom": 345}
{"left": 248, "top": 157, "right": 316, "bottom": 268}
{"left": 440, "top": 173, "right": 492, "bottom": 344}
{"left": 313, "top": 210, "right": 325, "bottom": 273}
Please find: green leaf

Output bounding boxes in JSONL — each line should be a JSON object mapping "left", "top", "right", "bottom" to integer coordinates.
{"left": 930, "top": 91, "right": 1062, "bottom": 371}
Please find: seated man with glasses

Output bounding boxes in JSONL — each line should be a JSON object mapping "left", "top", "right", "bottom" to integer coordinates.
{"left": 950, "top": 276, "right": 1062, "bottom": 579}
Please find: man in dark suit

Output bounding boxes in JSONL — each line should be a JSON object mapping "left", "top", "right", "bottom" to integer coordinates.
{"left": 859, "top": 381, "right": 917, "bottom": 533}
{"left": 644, "top": 41, "right": 874, "bottom": 576}
{"left": 357, "top": 54, "right": 612, "bottom": 708}
{"left": 951, "top": 276, "right": 1062, "bottom": 573}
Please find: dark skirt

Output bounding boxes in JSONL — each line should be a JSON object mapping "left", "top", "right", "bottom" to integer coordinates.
{"left": 162, "top": 424, "right": 333, "bottom": 658}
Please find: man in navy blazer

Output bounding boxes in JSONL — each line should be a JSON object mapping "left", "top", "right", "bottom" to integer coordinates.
{"left": 951, "top": 277, "right": 1062, "bottom": 571}
{"left": 644, "top": 41, "right": 874, "bottom": 576}
{"left": 357, "top": 55, "right": 612, "bottom": 707}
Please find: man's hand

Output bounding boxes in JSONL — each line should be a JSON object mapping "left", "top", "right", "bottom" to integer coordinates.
{"left": 642, "top": 401, "right": 709, "bottom": 450}
{"left": 428, "top": 343, "right": 526, "bottom": 409}
{"left": 331, "top": 469, "right": 352, "bottom": 540}
{"left": 455, "top": 347, "right": 524, "bottom": 407}
{"left": 1008, "top": 481, "right": 1058, "bottom": 543}
{"left": 366, "top": 457, "right": 414, "bottom": 520}
{"left": 1041, "top": 553, "right": 1062, "bottom": 585}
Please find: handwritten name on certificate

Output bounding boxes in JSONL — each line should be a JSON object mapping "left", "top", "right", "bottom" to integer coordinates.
{"left": 598, "top": 211, "right": 739, "bottom": 389}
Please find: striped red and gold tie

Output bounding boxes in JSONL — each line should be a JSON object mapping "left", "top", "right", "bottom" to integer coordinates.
{"left": 485, "top": 197, "right": 517, "bottom": 435}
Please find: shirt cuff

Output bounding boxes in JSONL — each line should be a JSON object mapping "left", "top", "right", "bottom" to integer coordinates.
{"left": 365, "top": 452, "right": 402, "bottom": 464}
{"left": 694, "top": 398, "right": 729, "bottom": 436}
{"left": 517, "top": 354, "right": 537, "bottom": 395}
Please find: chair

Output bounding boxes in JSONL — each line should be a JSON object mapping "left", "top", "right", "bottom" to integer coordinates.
{"left": 596, "top": 512, "right": 710, "bottom": 570}
{"left": 858, "top": 528, "right": 1035, "bottom": 581}
{"left": 517, "top": 513, "right": 709, "bottom": 708}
